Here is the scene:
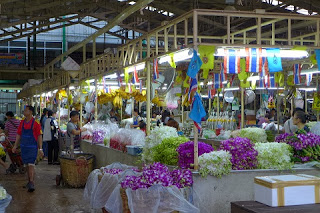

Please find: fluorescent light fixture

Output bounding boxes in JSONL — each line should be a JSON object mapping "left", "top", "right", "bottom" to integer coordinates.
{"left": 256, "top": 87, "right": 284, "bottom": 90}
{"left": 159, "top": 48, "right": 193, "bottom": 64}
{"left": 88, "top": 79, "right": 95, "bottom": 83}
{"left": 128, "top": 1, "right": 136, "bottom": 5}
{"left": 298, "top": 88, "right": 316, "bottom": 91}
{"left": 247, "top": 76, "right": 260, "bottom": 81}
{"left": 69, "top": 86, "right": 75, "bottom": 90}
{"left": 127, "top": 63, "right": 145, "bottom": 73}
{"left": 215, "top": 48, "right": 309, "bottom": 58}
{"left": 105, "top": 73, "right": 118, "bottom": 79}
{"left": 224, "top": 87, "right": 240, "bottom": 91}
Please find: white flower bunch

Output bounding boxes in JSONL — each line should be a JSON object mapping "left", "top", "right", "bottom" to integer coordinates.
{"left": 0, "top": 186, "right": 7, "bottom": 200}
{"left": 239, "top": 127, "right": 267, "bottom": 143}
{"left": 142, "top": 126, "right": 178, "bottom": 162}
{"left": 199, "top": 150, "right": 232, "bottom": 178}
{"left": 255, "top": 142, "right": 293, "bottom": 170}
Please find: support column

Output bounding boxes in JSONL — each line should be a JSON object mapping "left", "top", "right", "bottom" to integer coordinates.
{"left": 33, "top": 22, "right": 37, "bottom": 70}
{"left": 146, "top": 35, "right": 151, "bottom": 135}
{"left": 241, "top": 88, "right": 245, "bottom": 129}
{"left": 193, "top": 11, "right": 199, "bottom": 171}
{"left": 305, "top": 90, "right": 308, "bottom": 113}
{"left": 95, "top": 78, "right": 98, "bottom": 122}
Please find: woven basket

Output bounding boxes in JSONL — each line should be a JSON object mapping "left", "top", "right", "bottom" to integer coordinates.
{"left": 60, "top": 153, "right": 94, "bottom": 188}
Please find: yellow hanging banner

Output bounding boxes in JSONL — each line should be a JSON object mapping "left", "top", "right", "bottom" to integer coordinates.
{"left": 313, "top": 93, "right": 320, "bottom": 110}
{"left": 124, "top": 67, "right": 129, "bottom": 84}
{"left": 199, "top": 45, "right": 215, "bottom": 79}
{"left": 169, "top": 53, "right": 176, "bottom": 68}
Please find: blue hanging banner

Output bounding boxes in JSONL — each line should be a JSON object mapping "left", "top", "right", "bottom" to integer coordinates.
{"left": 266, "top": 48, "right": 282, "bottom": 72}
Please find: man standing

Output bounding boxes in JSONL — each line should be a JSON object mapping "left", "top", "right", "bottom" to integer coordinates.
{"left": 13, "top": 106, "right": 43, "bottom": 192}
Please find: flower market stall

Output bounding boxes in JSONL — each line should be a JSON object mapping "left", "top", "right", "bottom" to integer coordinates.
{"left": 16, "top": 9, "right": 320, "bottom": 213}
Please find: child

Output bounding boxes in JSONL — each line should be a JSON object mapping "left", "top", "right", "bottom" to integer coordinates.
{"left": 0, "top": 126, "right": 9, "bottom": 173}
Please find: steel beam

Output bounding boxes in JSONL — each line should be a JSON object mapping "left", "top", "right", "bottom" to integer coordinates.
{"left": 45, "top": 0, "right": 154, "bottom": 68}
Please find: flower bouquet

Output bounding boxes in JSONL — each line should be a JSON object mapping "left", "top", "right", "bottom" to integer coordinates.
{"left": 142, "top": 126, "right": 178, "bottom": 162}
{"left": 119, "top": 162, "right": 198, "bottom": 213}
{"left": 276, "top": 133, "right": 320, "bottom": 162}
{"left": 151, "top": 136, "right": 189, "bottom": 166}
{"left": 238, "top": 127, "right": 267, "bottom": 143}
{"left": 198, "top": 150, "right": 232, "bottom": 178}
{"left": 177, "top": 141, "right": 214, "bottom": 169}
{"left": 255, "top": 142, "right": 293, "bottom": 170}
{"left": 220, "top": 137, "right": 258, "bottom": 170}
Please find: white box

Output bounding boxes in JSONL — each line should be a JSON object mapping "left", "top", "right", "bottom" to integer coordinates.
{"left": 254, "top": 174, "right": 320, "bottom": 207}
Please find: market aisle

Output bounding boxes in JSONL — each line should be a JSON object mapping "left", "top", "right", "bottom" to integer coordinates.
{"left": 0, "top": 160, "right": 95, "bottom": 213}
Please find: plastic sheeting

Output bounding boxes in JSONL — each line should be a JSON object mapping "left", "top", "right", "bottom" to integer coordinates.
{"left": 126, "top": 185, "right": 199, "bottom": 213}
{"left": 0, "top": 193, "right": 12, "bottom": 213}
{"left": 86, "top": 162, "right": 139, "bottom": 210}
{"left": 83, "top": 169, "right": 102, "bottom": 208}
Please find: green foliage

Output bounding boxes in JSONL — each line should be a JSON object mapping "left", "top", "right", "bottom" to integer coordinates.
{"left": 151, "top": 136, "right": 189, "bottom": 166}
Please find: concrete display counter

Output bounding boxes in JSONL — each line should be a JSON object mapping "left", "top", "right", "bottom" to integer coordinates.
{"left": 80, "top": 140, "right": 141, "bottom": 168}
{"left": 193, "top": 168, "right": 320, "bottom": 213}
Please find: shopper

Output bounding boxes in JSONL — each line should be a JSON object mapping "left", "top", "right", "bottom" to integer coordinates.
{"left": 43, "top": 110, "right": 59, "bottom": 165}
{"left": 139, "top": 120, "right": 147, "bottom": 134}
{"left": 67, "top": 111, "right": 86, "bottom": 149}
{"left": 5, "top": 111, "right": 20, "bottom": 144}
{"left": 40, "top": 108, "right": 49, "bottom": 159}
{"left": 109, "top": 110, "right": 119, "bottom": 123}
{"left": 131, "top": 108, "right": 141, "bottom": 128}
{"left": 0, "top": 112, "right": 6, "bottom": 125}
{"left": 284, "top": 108, "right": 304, "bottom": 134}
{"left": 12, "top": 105, "right": 43, "bottom": 192}
{"left": 0, "top": 125, "right": 9, "bottom": 173}
{"left": 292, "top": 111, "right": 310, "bottom": 134}
{"left": 257, "top": 113, "right": 270, "bottom": 126}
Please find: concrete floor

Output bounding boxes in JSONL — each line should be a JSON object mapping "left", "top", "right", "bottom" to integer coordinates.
{"left": 0, "top": 159, "right": 95, "bottom": 213}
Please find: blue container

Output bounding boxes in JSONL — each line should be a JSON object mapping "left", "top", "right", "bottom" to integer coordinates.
{"left": 126, "top": 145, "right": 143, "bottom": 156}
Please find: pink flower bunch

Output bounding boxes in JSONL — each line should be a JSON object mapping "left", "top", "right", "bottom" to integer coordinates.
{"left": 219, "top": 137, "right": 258, "bottom": 170}
{"left": 176, "top": 141, "right": 214, "bottom": 169}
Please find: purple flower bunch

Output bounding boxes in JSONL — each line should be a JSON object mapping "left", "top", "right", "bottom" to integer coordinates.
{"left": 219, "top": 137, "right": 258, "bottom": 170}
{"left": 92, "top": 129, "right": 105, "bottom": 144}
{"left": 121, "top": 162, "right": 193, "bottom": 190}
{"left": 276, "top": 133, "right": 320, "bottom": 162}
{"left": 103, "top": 168, "right": 123, "bottom": 175}
{"left": 176, "top": 141, "right": 214, "bottom": 169}
{"left": 171, "top": 169, "right": 193, "bottom": 188}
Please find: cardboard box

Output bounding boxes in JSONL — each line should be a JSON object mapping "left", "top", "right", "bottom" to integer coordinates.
{"left": 254, "top": 174, "right": 320, "bottom": 207}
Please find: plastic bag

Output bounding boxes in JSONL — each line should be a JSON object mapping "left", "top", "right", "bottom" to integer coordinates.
{"left": 311, "top": 122, "right": 320, "bottom": 136}
{"left": 95, "top": 163, "right": 140, "bottom": 211}
{"left": 85, "top": 102, "right": 95, "bottom": 114}
{"left": 83, "top": 169, "right": 102, "bottom": 208}
{"left": 0, "top": 193, "right": 12, "bottom": 213}
{"left": 126, "top": 185, "right": 199, "bottom": 213}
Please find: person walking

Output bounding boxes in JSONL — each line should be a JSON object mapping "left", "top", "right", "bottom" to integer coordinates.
{"left": 43, "top": 110, "right": 59, "bottom": 165}
{"left": 12, "top": 106, "right": 43, "bottom": 192}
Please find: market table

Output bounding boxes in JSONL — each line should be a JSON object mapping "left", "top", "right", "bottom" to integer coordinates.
{"left": 80, "top": 139, "right": 141, "bottom": 168}
{"left": 231, "top": 201, "right": 320, "bottom": 213}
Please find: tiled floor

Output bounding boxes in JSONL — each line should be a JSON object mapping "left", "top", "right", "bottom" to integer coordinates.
{"left": 0, "top": 159, "right": 96, "bottom": 213}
